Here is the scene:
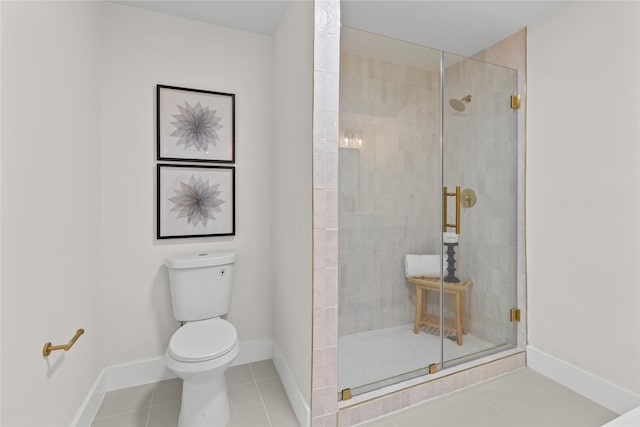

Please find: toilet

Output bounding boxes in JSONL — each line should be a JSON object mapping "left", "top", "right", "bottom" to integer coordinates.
{"left": 164, "top": 251, "right": 240, "bottom": 427}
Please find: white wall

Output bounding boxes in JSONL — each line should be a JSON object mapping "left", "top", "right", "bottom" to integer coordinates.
{"left": 1, "top": 2, "right": 104, "bottom": 425}
{"left": 0, "top": 1, "right": 4, "bottom": 424}
{"left": 100, "top": 3, "right": 274, "bottom": 365}
{"left": 527, "top": 1, "right": 640, "bottom": 394}
{"left": 272, "top": 0, "right": 313, "bottom": 406}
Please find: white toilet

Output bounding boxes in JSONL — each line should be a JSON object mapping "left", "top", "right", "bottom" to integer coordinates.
{"left": 164, "top": 251, "right": 240, "bottom": 427}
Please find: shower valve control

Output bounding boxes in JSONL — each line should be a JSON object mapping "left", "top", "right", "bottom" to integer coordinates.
{"left": 461, "top": 189, "right": 477, "bottom": 208}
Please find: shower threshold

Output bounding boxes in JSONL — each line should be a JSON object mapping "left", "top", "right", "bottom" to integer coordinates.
{"left": 338, "top": 323, "right": 514, "bottom": 400}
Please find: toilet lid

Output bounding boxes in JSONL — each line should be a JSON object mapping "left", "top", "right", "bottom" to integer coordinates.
{"left": 168, "top": 318, "right": 238, "bottom": 363}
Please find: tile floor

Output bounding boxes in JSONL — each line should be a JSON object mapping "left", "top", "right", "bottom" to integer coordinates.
{"left": 91, "top": 360, "right": 298, "bottom": 427}
{"left": 91, "top": 362, "right": 620, "bottom": 427}
{"left": 357, "top": 368, "right": 618, "bottom": 427}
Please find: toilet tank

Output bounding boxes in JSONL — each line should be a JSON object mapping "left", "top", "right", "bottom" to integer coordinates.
{"left": 165, "top": 251, "right": 236, "bottom": 322}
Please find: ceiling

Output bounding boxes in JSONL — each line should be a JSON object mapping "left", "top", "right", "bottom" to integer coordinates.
{"left": 342, "top": 1, "right": 564, "bottom": 56}
{"left": 115, "top": 1, "right": 290, "bottom": 35}
{"left": 115, "top": 0, "right": 565, "bottom": 56}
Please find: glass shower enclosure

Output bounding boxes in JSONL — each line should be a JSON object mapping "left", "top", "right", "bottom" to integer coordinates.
{"left": 338, "top": 27, "right": 518, "bottom": 398}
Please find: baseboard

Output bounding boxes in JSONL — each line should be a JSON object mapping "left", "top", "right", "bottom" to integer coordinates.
{"left": 69, "top": 368, "right": 107, "bottom": 427}
{"left": 272, "top": 343, "right": 311, "bottom": 427}
{"left": 104, "top": 356, "right": 175, "bottom": 391}
{"left": 602, "top": 407, "right": 640, "bottom": 426}
{"left": 232, "top": 338, "right": 273, "bottom": 367}
{"left": 527, "top": 345, "right": 640, "bottom": 414}
{"left": 71, "top": 338, "right": 274, "bottom": 426}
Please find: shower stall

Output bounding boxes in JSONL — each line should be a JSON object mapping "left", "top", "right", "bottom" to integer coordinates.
{"left": 337, "top": 27, "right": 520, "bottom": 399}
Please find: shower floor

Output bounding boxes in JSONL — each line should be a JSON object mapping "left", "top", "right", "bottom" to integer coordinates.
{"left": 338, "top": 324, "right": 495, "bottom": 391}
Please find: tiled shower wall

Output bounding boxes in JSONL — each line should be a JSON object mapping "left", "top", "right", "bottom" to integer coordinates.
{"left": 338, "top": 53, "right": 441, "bottom": 336}
{"left": 312, "top": 1, "right": 340, "bottom": 426}
{"left": 443, "top": 59, "right": 518, "bottom": 346}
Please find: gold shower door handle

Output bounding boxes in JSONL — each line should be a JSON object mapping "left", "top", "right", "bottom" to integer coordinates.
{"left": 43, "top": 328, "right": 85, "bottom": 357}
{"left": 442, "top": 186, "right": 461, "bottom": 234}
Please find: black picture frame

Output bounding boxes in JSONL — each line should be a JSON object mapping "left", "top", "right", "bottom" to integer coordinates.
{"left": 157, "top": 85, "right": 235, "bottom": 163}
{"left": 157, "top": 164, "right": 235, "bottom": 239}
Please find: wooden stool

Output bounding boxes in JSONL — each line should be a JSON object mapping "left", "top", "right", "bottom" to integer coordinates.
{"left": 408, "top": 277, "right": 472, "bottom": 345}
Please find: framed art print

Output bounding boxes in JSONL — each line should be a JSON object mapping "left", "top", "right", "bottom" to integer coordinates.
{"left": 157, "top": 164, "right": 235, "bottom": 239}
{"left": 157, "top": 85, "right": 235, "bottom": 163}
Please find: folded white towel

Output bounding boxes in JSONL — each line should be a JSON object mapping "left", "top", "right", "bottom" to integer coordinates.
{"left": 443, "top": 232, "right": 459, "bottom": 244}
{"left": 404, "top": 254, "right": 443, "bottom": 278}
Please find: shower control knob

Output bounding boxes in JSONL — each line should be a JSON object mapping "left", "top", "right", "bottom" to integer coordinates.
{"left": 461, "top": 189, "right": 477, "bottom": 208}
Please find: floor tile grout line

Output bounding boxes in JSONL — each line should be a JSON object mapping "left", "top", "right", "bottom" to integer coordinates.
{"left": 149, "top": 381, "right": 158, "bottom": 408}
{"left": 474, "top": 393, "right": 522, "bottom": 425}
{"left": 254, "top": 380, "right": 274, "bottom": 427}
{"left": 249, "top": 362, "right": 258, "bottom": 382}
{"left": 149, "top": 397, "right": 182, "bottom": 408}
{"left": 145, "top": 382, "right": 157, "bottom": 427}
{"left": 94, "top": 383, "right": 157, "bottom": 421}
{"left": 488, "top": 405, "right": 520, "bottom": 425}
{"left": 144, "top": 405, "right": 152, "bottom": 427}
{"left": 249, "top": 360, "right": 279, "bottom": 383}
{"left": 467, "top": 384, "right": 517, "bottom": 421}
{"left": 249, "top": 362, "right": 276, "bottom": 426}
{"left": 228, "top": 379, "right": 256, "bottom": 389}
{"left": 387, "top": 415, "right": 399, "bottom": 427}
{"left": 92, "top": 406, "right": 153, "bottom": 422}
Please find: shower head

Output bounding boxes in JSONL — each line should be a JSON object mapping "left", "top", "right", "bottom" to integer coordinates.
{"left": 449, "top": 95, "right": 472, "bottom": 112}
{"left": 449, "top": 99, "right": 466, "bottom": 112}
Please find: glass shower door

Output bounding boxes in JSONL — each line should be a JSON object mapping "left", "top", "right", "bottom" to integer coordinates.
{"left": 338, "top": 27, "right": 445, "bottom": 397}
{"left": 337, "top": 27, "right": 520, "bottom": 399}
{"left": 441, "top": 52, "right": 519, "bottom": 367}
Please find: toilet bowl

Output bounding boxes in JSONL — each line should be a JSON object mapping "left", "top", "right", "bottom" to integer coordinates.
{"left": 166, "top": 318, "right": 240, "bottom": 427}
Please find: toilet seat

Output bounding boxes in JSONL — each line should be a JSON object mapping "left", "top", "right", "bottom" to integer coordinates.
{"left": 168, "top": 318, "right": 238, "bottom": 363}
